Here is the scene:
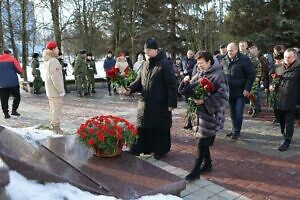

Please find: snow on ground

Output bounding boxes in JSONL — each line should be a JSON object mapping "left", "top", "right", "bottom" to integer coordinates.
{"left": 3, "top": 126, "right": 182, "bottom": 200}
{"left": 3, "top": 126, "right": 62, "bottom": 147}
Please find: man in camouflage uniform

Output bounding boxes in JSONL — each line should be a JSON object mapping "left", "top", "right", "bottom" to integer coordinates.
{"left": 74, "top": 49, "right": 88, "bottom": 97}
{"left": 86, "top": 53, "right": 97, "bottom": 93}
{"left": 58, "top": 52, "right": 69, "bottom": 93}
{"left": 31, "top": 53, "right": 43, "bottom": 94}
{"left": 248, "top": 46, "right": 269, "bottom": 117}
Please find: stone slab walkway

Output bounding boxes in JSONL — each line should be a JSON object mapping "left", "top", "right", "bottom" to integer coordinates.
{"left": 1, "top": 85, "right": 299, "bottom": 200}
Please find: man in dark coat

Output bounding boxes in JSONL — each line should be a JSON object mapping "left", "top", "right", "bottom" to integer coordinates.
{"left": 125, "top": 38, "right": 178, "bottom": 159}
{"left": 103, "top": 51, "right": 116, "bottom": 96}
{"left": 273, "top": 48, "right": 300, "bottom": 151}
{"left": 222, "top": 42, "right": 255, "bottom": 140}
{"left": 182, "top": 50, "right": 197, "bottom": 77}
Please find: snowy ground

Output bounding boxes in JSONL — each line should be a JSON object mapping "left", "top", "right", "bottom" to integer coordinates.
{"left": 3, "top": 126, "right": 182, "bottom": 200}
{"left": 21, "top": 59, "right": 106, "bottom": 83}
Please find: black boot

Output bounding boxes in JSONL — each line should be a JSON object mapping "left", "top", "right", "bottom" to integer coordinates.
{"left": 200, "top": 148, "right": 212, "bottom": 173}
{"left": 4, "top": 113, "right": 10, "bottom": 119}
{"left": 185, "top": 165, "right": 201, "bottom": 181}
{"left": 91, "top": 88, "right": 96, "bottom": 93}
{"left": 278, "top": 140, "right": 290, "bottom": 151}
{"left": 183, "top": 118, "right": 193, "bottom": 130}
{"left": 11, "top": 110, "right": 21, "bottom": 116}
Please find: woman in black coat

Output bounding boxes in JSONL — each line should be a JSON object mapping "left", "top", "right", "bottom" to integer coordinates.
{"left": 179, "top": 51, "right": 229, "bottom": 181}
{"left": 126, "top": 38, "right": 177, "bottom": 159}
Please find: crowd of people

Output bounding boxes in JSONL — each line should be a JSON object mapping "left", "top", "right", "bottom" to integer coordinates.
{"left": 0, "top": 38, "right": 299, "bottom": 183}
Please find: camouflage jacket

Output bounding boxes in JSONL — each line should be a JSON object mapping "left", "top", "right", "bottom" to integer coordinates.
{"left": 31, "top": 58, "right": 40, "bottom": 76}
{"left": 87, "top": 60, "right": 97, "bottom": 75}
{"left": 74, "top": 55, "right": 87, "bottom": 76}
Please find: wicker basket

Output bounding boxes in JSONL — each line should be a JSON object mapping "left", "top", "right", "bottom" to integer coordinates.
{"left": 92, "top": 143, "right": 123, "bottom": 158}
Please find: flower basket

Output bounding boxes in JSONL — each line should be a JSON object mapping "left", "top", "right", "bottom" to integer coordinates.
{"left": 92, "top": 142, "right": 123, "bottom": 158}
{"left": 76, "top": 115, "right": 138, "bottom": 158}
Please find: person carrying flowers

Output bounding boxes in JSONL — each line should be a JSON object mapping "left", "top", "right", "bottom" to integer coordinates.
{"left": 179, "top": 51, "right": 228, "bottom": 181}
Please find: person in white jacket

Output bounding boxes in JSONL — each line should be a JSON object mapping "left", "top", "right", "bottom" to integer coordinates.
{"left": 43, "top": 41, "right": 65, "bottom": 134}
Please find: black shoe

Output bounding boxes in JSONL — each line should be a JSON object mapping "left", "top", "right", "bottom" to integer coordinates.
{"left": 278, "top": 141, "right": 290, "bottom": 151}
{"left": 247, "top": 108, "right": 253, "bottom": 115}
{"left": 185, "top": 167, "right": 201, "bottom": 181}
{"left": 183, "top": 123, "right": 192, "bottom": 130}
{"left": 226, "top": 132, "right": 233, "bottom": 137}
{"left": 154, "top": 153, "right": 167, "bottom": 160}
{"left": 231, "top": 134, "right": 240, "bottom": 140}
{"left": 4, "top": 113, "right": 10, "bottom": 119}
{"left": 91, "top": 89, "right": 96, "bottom": 93}
{"left": 11, "top": 111, "right": 21, "bottom": 116}
{"left": 200, "top": 164, "right": 212, "bottom": 173}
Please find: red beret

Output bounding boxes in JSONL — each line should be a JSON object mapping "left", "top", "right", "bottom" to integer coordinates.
{"left": 46, "top": 41, "right": 57, "bottom": 50}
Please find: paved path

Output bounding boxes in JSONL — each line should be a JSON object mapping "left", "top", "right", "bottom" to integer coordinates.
{"left": 1, "top": 85, "right": 300, "bottom": 200}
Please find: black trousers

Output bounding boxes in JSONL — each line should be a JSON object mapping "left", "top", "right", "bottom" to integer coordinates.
{"left": 0, "top": 86, "right": 21, "bottom": 114}
{"left": 277, "top": 110, "right": 295, "bottom": 143}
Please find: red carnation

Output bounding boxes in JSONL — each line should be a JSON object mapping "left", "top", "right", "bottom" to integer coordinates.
{"left": 271, "top": 73, "right": 279, "bottom": 79}
{"left": 115, "top": 67, "right": 120, "bottom": 73}
{"left": 204, "top": 84, "right": 214, "bottom": 92}
{"left": 97, "top": 134, "right": 105, "bottom": 142}
{"left": 87, "top": 138, "right": 95, "bottom": 145}
{"left": 116, "top": 133, "right": 122, "bottom": 140}
{"left": 199, "top": 77, "right": 210, "bottom": 87}
{"left": 80, "top": 133, "right": 87, "bottom": 139}
{"left": 88, "top": 128, "right": 94, "bottom": 134}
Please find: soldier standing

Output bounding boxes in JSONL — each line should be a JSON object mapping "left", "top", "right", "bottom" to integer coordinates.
{"left": 74, "top": 49, "right": 88, "bottom": 97}
{"left": 58, "top": 52, "right": 69, "bottom": 93}
{"left": 31, "top": 53, "right": 43, "bottom": 94}
{"left": 86, "top": 53, "right": 97, "bottom": 93}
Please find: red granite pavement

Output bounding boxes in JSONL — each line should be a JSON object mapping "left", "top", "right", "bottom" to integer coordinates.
{"left": 162, "top": 115, "right": 300, "bottom": 200}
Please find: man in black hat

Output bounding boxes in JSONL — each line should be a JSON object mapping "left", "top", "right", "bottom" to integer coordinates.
{"left": 125, "top": 38, "right": 178, "bottom": 159}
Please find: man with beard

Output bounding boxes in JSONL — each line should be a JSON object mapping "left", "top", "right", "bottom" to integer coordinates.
{"left": 125, "top": 38, "right": 177, "bottom": 159}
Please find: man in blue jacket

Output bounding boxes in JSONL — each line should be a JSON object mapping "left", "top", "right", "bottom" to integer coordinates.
{"left": 222, "top": 43, "right": 255, "bottom": 140}
{"left": 0, "top": 50, "right": 23, "bottom": 119}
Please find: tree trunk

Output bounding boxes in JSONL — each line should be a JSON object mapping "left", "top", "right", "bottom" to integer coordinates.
{"left": 0, "top": 1, "right": 4, "bottom": 53}
{"left": 170, "top": 0, "right": 177, "bottom": 59}
{"left": 49, "top": 0, "right": 61, "bottom": 50}
{"left": 5, "top": 0, "right": 19, "bottom": 59}
{"left": 20, "top": 0, "right": 29, "bottom": 81}
{"left": 82, "top": 0, "right": 89, "bottom": 50}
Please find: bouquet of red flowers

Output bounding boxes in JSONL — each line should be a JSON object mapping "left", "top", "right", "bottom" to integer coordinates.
{"left": 269, "top": 73, "right": 280, "bottom": 108}
{"left": 186, "top": 77, "right": 214, "bottom": 121}
{"left": 106, "top": 66, "right": 137, "bottom": 88}
{"left": 77, "top": 115, "right": 138, "bottom": 156}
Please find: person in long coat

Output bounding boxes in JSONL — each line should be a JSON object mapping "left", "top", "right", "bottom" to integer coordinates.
{"left": 272, "top": 48, "right": 300, "bottom": 151}
{"left": 179, "top": 51, "right": 229, "bottom": 181}
{"left": 125, "top": 38, "right": 177, "bottom": 159}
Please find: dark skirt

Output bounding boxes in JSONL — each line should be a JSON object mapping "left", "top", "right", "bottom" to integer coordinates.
{"left": 198, "top": 135, "right": 216, "bottom": 147}
{"left": 130, "top": 128, "right": 171, "bottom": 155}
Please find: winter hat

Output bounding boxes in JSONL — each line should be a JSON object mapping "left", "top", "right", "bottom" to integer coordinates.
{"left": 46, "top": 41, "right": 57, "bottom": 50}
{"left": 79, "top": 49, "right": 87, "bottom": 54}
{"left": 32, "top": 53, "right": 39, "bottom": 58}
{"left": 144, "top": 38, "right": 159, "bottom": 49}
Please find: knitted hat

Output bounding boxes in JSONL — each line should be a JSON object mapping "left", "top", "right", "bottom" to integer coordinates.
{"left": 144, "top": 38, "right": 159, "bottom": 49}
{"left": 79, "top": 49, "right": 87, "bottom": 54}
{"left": 46, "top": 41, "right": 57, "bottom": 50}
{"left": 32, "top": 53, "right": 39, "bottom": 58}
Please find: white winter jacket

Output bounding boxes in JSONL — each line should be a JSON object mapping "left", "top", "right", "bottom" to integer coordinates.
{"left": 43, "top": 49, "right": 65, "bottom": 98}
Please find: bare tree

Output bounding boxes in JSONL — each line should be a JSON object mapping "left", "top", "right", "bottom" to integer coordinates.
{"left": 49, "top": 0, "right": 62, "bottom": 50}
{"left": 5, "top": 0, "right": 19, "bottom": 59}
{"left": 18, "top": 0, "right": 29, "bottom": 81}
{"left": 0, "top": 1, "right": 4, "bottom": 52}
